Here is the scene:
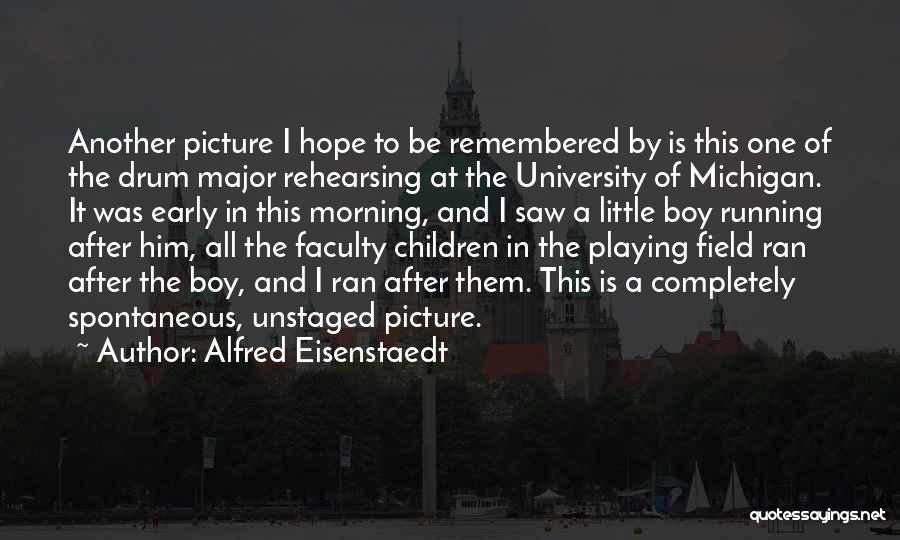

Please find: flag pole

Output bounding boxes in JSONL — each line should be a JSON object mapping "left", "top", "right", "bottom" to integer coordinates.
{"left": 57, "top": 437, "right": 66, "bottom": 513}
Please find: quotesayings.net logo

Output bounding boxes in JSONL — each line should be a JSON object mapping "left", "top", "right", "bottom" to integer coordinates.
{"left": 750, "top": 508, "right": 887, "bottom": 524}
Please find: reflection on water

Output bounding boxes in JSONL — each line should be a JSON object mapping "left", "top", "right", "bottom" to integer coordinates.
{"left": 0, "top": 519, "right": 883, "bottom": 539}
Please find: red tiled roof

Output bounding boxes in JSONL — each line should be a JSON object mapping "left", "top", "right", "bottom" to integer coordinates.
{"left": 682, "top": 330, "right": 745, "bottom": 355}
{"left": 254, "top": 357, "right": 294, "bottom": 382}
{"left": 675, "top": 330, "right": 746, "bottom": 370}
{"left": 605, "top": 358, "right": 660, "bottom": 391}
{"left": 483, "top": 343, "right": 549, "bottom": 380}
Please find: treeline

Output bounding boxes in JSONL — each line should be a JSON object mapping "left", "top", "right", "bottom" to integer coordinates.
{"left": 0, "top": 348, "right": 898, "bottom": 510}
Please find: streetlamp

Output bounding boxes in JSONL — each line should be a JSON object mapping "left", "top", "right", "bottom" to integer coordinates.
{"left": 57, "top": 437, "right": 67, "bottom": 513}
{"left": 422, "top": 366, "right": 436, "bottom": 519}
{"left": 201, "top": 437, "right": 216, "bottom": 512}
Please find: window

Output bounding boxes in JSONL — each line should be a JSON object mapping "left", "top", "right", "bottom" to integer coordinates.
{"left": 423, "top": 227, "right": 450, "bottom": 300}
{"left": 564, "top": 302, "right": 575, "bottom": 323}
{"left": 563, "top": 341, "right": 574, "bottom": 355}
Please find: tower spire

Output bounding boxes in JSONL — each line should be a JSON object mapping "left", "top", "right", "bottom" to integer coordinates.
{"left": 306, "top": 287, "right": 315, "bottom": 312}
{"left": 711, "top": 295, "right": 726, "bottom": 340}
{"left": 565, "top": 188, "right": 586, "bottom": 255}
{"left": 439, "top": 37, "right": 480, "bottom": 148}
{"left": 168, "top": 161, "right": 186, "bottom": 242}
{"left": 171, "top": 161, "right": 184, "bottom": 208}
{"left": 456, "top": 16, "right": 463, "bottom": 68}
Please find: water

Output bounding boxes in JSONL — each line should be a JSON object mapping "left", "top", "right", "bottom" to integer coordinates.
{"left": 0, "top": 519, "right": 883, "bottom": 539}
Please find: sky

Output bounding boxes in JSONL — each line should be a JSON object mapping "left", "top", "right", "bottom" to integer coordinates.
{"left": 1, "top": 1, "right": 898, "bottom": 357}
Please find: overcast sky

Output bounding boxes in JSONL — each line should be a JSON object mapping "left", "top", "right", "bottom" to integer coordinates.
{"left": 2, "top": 1, "right": 898, "bottom": 357}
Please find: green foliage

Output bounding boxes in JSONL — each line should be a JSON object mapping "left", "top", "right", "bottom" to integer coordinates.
{"left": 2, "top": 348, "right": 900, "bottom": 508}
{"left": 0, "top": 351, "right": 147, "bottom": 508}
{"left": 653, "top": 349, "right": 900, "bottom": 502}
{"left": 147, "top": 361, "right": 272, "bottom": 504}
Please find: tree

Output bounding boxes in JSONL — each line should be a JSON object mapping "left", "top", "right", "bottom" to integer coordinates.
{"left": 0, "top": 351, "right": 147, "bottom": 508}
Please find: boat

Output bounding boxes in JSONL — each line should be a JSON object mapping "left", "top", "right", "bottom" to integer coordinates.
{"left": 555, "top": 501, "right": 596, "bottom": 519}
{"left": 450, "top": 494, "right": 510, "bottom": 519}
{"left": 871, "top": 522, "right": 900, "bottom": 535}
{"left": 722, "top": 462, "right": 750, "bottom": 513}
{"left": 641, "top": 508, "right": 666, "bottom": 519}
{"left": 685, "top": 461, "right": 710, "bottom": 513}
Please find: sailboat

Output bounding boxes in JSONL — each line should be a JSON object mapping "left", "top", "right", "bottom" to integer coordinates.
{"left": 722, "top": 462, "right": 749, "bottom": 513}
{"left": 641, "top": 461, "right": 666, "bottom": 518}
{"left": 685, "top": 461, "right": 710, "bottom": 513}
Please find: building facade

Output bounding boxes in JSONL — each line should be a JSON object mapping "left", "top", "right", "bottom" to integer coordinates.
{"left": 378, "top": 42, "right": 624, "bottom": 399}
{"left": 544, "top": 223, "right": 623, "bottom": 400}
{"left": 144, "top": 184, "right": 234, "bottom": 385}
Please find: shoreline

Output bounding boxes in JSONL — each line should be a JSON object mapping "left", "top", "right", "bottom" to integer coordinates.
{"left": 2, "top": 509, "right": 894, "bottom": 527}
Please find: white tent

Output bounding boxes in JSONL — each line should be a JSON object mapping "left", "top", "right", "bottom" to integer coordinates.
{"left": 685, "top": 461, "right": 710, "bottom": 512}
{"left": 533, "top": 489, "right": 564, "bottom": 503}
{"left": 722, "top": 463, "right": 749, "bottom": 512}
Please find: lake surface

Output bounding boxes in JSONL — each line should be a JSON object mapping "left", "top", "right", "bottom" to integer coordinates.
{"left": 0, "top": 519, "right": 885, "bottom": 539}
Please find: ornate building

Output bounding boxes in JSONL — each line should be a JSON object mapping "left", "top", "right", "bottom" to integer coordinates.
{"left": 144, "top": 183, "right": 233, "bottom": 385}
{"left": 377, "top": 41, "right": 545, "bottom": 347}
